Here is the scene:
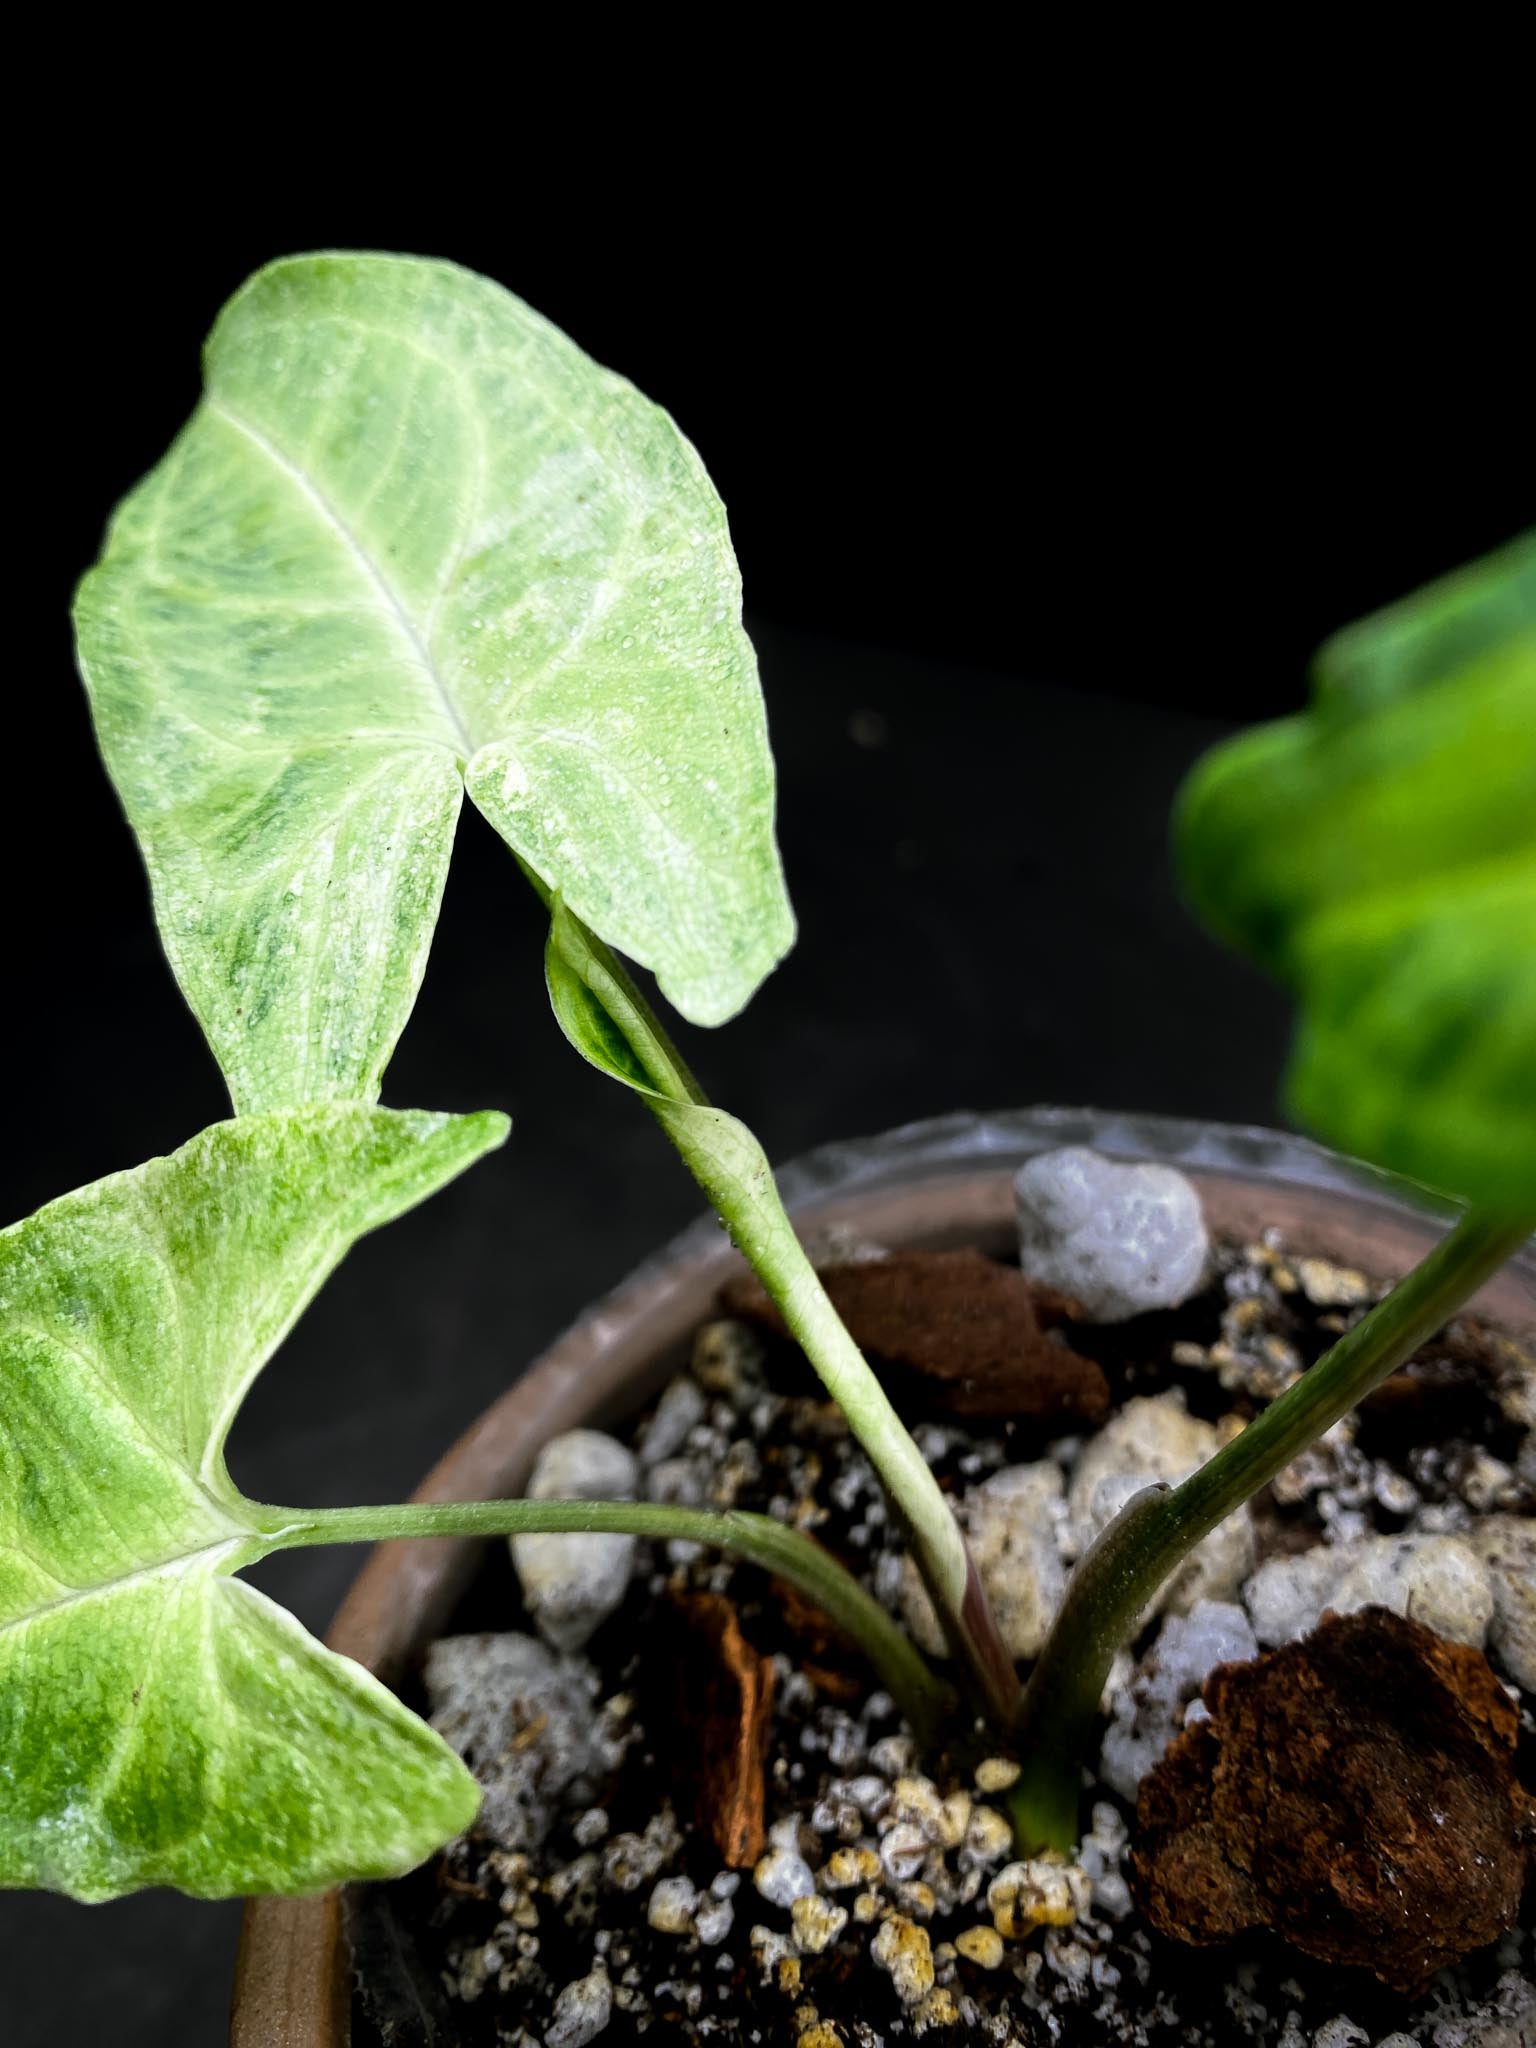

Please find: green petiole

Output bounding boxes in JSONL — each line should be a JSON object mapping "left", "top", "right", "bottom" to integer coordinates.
{"left": 263, "top": 1496, "right": 955, "bottom": 1746}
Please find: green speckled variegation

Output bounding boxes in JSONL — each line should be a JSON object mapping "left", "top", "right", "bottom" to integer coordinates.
{"left": 1176, "top": 533, "right": 1536, "bottom": 1205}
{"left": 75, "top": 253, "right": 793, "bottom": 1113}
{"left": 0, "top": 1105, "right": 506, "bottom": 1899}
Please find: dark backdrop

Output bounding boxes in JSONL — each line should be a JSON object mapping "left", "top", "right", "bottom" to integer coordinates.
{"left": 2, "top": 177, "right": 1527, "bottom": 2046}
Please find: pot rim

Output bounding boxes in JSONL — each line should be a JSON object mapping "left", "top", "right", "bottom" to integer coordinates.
{"left": 644, "top": 1102, "right": 1534, "bottom": 1276}
{"left": 229, "top": 1106, "right": 1533, "bottom": 2046}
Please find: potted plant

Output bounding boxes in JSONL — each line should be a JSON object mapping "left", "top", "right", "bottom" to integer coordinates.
{"left": 3, "top": 253, "right": 1531, "bottom": 2045}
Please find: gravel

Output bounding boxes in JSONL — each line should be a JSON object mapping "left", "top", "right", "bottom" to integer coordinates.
{"left": 510, "top": 1429, "right": 641, "bottom": 1651}
{"left": 1243, "top": 1533, "right": 1494, "bottom": 1651}
{"left": 1068, "top": 1390, "right": 1255, "bottom": 1613}
{"left": 1015, "top": 1146, "right": 1210, "bottom": 1321}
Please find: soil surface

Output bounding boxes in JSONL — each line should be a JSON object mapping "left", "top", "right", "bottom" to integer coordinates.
{"left": 354, "top": 1231, "right": 1535, "bottom": 2048}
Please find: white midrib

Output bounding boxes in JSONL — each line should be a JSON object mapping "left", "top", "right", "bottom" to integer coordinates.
{"left": 0, "top": 1528, "right": 261, "bottom": 1638}
{"left": 207, "top": 397, "right": 476, "bottom": 761}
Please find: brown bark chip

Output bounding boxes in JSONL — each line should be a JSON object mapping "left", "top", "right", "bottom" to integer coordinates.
{"left": 770, "top": 1574, "right": 865, "bottom": 1703}
{"left": 1133, "top": 1607, "right": 1535, "bottom": 1993}
{"left": 723, "top": 1248, "right": 1108, "bottom": 1422}
{"left": 653, "top": 1590, "right": 776, "bottom": 1868}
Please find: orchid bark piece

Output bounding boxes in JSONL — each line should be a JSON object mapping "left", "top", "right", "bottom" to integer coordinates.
{"left": 1133, "top": 1607, "right": 1534, "bottom": 1991}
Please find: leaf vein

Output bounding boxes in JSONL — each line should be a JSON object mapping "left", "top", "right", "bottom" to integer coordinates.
{"left": 206, "top": 396, "right": 474, "bottom": 760}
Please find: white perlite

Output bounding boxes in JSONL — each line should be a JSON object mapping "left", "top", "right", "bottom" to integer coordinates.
{"left": 636, "top": 1376, "right": 707, "bottom": 1466}
{"left": 753, "top": 1845, "right": 816, "bottom": 1907}
{"left": 690, "top": 1318, "right": 765, "bottom": 1407}
{"left": 1077, "top": 1801, "right": 1134, "bottom": 1920}
{"left": 1310, "top": 2020, "right": 1368, "bottom": 2048}
{"left": 1242, "top": 1532, "right": 1495, "bottom": 1650}
{"left": 1099, "top": 1601, "right": 1258, "bottom": 1801}
{"left": 545, "top": 1968, "right": 613, "bottom": 2047}
{"left": 987, "top": 1856, "right": 1090, "bottom": 1937}
{"left": 899, "top": 1461, "right": 1067, "bottom": 1660}
{"left": 510, "top": 1429, "right": 639, "bottom": 1652}
{"left": 1067, "top": 1392, "right": 1254, "bottom": 1615}
{"left": 790, "top": 1892, "right": 848, "bottom": 1953}
{"left": 1466, "top": 1515, "right": 1536, "bottom": 1688}
{"left": 643, "top": 1454, "right": 706, "bottom": 1566}
{"left": 1294, "top": 1256, "right": 1373, "bottom": 1308}
{"left": 870, "top": 1914, "right": 935, "bottom": 2003}
{"left": 693, "top": 1890, "right": 735, "bottom": 1946}
{"left": 647, "top": 1875, "right": 699, "bottom": 1934}
{"left": 1014, "top": 1147, "right": 1209, "bottom": 1322}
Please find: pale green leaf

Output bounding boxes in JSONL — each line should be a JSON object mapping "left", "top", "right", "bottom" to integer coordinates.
{"left": 75, "top": 252, "right": 794, "bottom": 1114}
{"left": 0, "top": 1104, "right": 507, "bottom": 1899}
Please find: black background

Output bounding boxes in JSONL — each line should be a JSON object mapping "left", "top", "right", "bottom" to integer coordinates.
{"left": 2, "top": 149, "right": 1528, "bottom": 2046}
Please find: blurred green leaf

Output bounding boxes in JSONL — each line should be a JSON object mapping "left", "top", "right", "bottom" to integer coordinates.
{"left": 1176, "top": 533, "right": 1536, "bottom": 1204}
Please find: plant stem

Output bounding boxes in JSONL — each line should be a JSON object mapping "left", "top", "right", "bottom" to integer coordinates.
{"left": 1006, "top": 1205, "right": 1532, "bottom": 1853}
{"left": 262, "top": 1497, "right": 955, "bottom": 1746}
{"left": 653, "top": 1102, "right": 1021, "bottom": 1732}
{"left": 536, "top": 887, "right": 1022, "bottom": 1732}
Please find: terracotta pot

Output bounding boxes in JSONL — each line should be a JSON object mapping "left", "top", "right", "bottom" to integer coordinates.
{"left": 228, "top": 1108, "right": 1535, "bottom": 2047}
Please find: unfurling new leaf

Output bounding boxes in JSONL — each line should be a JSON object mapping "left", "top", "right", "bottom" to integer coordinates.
{"left": 1175, "top": 533, "right": 1536, "bottom": 1206}
{"left": 76, "top": 252, "right": 794, "bottom": 1116}
{"left": 0, "top": 1105, "right": 507, "bottom": 1899}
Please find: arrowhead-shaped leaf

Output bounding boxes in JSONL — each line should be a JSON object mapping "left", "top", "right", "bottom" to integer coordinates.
{"left": 0, "top": 1104, "right": 507, "bottom": 1899}
{"left": 75, "top": 252, "right": 793, "bottom": 1114}
{"left": 1175, "top": 534, "right": 1536, "bottom": 1205}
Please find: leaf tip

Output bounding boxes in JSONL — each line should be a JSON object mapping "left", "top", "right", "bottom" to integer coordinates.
{"left": 663, "top": 898, "right": 799, "bottom": 1031}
